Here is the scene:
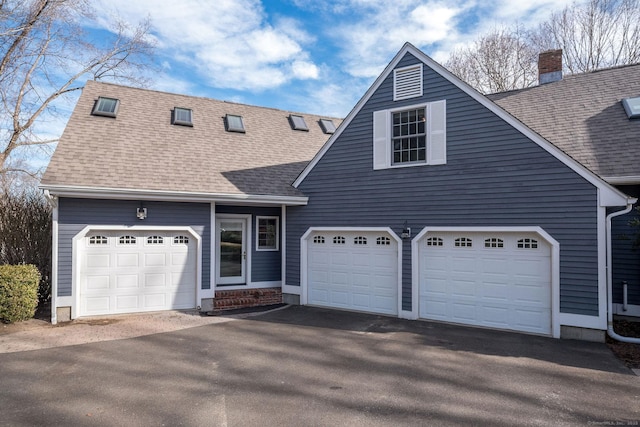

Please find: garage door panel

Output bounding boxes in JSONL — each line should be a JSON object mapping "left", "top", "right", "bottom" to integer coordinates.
{"left": 419, "top": 232, "right": 552, "bottom": 335}
{"left": 81, "top": 230, "right": 197, "bottom": 316}
{"left": 145, "top": 253, "right": 166, "bottom": 266}
{"left": 307, "top": 230, "right": 398, "bottom": 315}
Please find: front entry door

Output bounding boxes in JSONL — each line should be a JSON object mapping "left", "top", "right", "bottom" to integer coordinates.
{"left": 216, "top": 217, "right": 247, "bottom": 285}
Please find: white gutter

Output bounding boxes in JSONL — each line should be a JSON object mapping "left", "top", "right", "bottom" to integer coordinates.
{"left": 606, "top": 201, "right": 640, "bottom": 344}
{"left": 39, "top": 184, "right": 309, "bottom": 206}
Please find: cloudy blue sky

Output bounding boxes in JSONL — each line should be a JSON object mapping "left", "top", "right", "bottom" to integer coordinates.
{"left": 88, "top": 0, "right": 583, "bottom": 118}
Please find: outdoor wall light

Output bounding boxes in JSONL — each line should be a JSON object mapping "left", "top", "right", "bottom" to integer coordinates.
{"left": 136, "top": 206, "right": 147, "bottom": 220}
{"left": 401, "top": 221, "right": 411, "bottom": 239}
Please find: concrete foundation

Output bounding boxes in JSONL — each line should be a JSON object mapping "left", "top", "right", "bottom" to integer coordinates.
{"left": 560, "top": 325, "right": 605, "bottom": 342}
{"left": 56, "top": 306, "right": 72, "bottom": 323}
{"left": 282, "top": 293, "right": 300, "bottom": 305}
{"left": 200, "top": 298, "right": 214, "bottom": 312}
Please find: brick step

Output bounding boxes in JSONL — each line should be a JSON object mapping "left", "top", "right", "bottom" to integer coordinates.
{"left": 214, "top": 288, "right": 282, "bottom": 311}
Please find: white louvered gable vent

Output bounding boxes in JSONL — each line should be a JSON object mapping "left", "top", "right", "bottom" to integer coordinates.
{"left": 394, "top": 64, "right": 423, "bottom": 101}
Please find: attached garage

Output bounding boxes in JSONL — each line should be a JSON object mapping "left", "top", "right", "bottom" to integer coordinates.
{"left": 302, "top": 229, "right": 401, "bottom": 316}
{"left": 415, "top": 230, "right": 555, "bottom": 335}
{"left": 77, "top": 229, "right": 199, "bottom": 316}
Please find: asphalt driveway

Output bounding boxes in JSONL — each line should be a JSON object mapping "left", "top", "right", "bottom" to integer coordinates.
{"left": 1, "top": 306, "right": 638, "bottom": 426}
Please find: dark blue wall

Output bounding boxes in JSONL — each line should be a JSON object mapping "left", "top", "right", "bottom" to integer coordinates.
{"left": 287, "top": 52, "right": 600, "bottom": 316}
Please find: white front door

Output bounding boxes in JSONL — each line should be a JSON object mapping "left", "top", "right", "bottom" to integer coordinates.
{"left": 216, "top": 216, "right": 248, "bottom": 285}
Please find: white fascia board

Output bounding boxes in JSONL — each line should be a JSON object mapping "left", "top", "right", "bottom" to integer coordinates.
{"left": 39, "top": 184, "right": 309, "bottom": 206}
{"left": 293, "top": 42, "right": 630, "bottom": 207}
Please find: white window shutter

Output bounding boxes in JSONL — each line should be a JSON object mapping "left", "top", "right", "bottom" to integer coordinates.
{"left": 427, "top": 100, "right": 446, "bottom": 165}
{"left": 373, "top": 110, "right": 390, "bottom": 170}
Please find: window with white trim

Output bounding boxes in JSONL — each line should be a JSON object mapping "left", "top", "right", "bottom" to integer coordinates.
{"left": 373, "top": 100, "right": 446, "bottom": 169}
{"left": 256, "top": 216, "right": 279, "bottom": 251}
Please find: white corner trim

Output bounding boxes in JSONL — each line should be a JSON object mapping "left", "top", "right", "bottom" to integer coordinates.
{"left": 71, "top": 225, "right": 202, "bottom": 319}
{"left": 210, "top": 202, "right": 216, "bottom": 292}
{"left": 597, "top": 204, "right": 608, "bottom": 328}
{"left": 557, "top": 312, "right": 606, "bottom": 330}
{"left": 282, "top": 284, "right": 300, "bottom": 295}
{"left": 292, "top": 43, "right": 629, "bottom": 208}
{"left": 299, "top": 227, "right": 403, "bottom": 316}
{"left": 411, "top": 226, "right": 561, "bottom": 338}
{"left": 281, "top": 205, "right": 287, "bottom": 288}
{"left": 50, "top": 203, "right": 59, "bottom": 324}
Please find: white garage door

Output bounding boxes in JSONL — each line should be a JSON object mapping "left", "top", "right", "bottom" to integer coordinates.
{"left": 306, "top": 230, "right": 399, "bottom": 315}
{"left": 80, "top": 230, "right": 197, "bottom": 316}
{"left": 418, "top": 232, "right": 551, "bottom": 335}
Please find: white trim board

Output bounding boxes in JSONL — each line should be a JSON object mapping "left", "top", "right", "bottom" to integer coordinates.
{"left": 292, "top": 42, "right": 631, "bottom": 208}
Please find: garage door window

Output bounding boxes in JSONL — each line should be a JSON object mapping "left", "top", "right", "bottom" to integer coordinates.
{"left": 517, "top": 238, "right": 538, "bottom": 249}
{"left": 147, "top": 236, "right": 164, "bottom": 245}
{"left": 354, "top": 236, "right": 367, "bottom": 245}
{"left": 454, "top": 237, "right": 472, "bottom": 247}
{"left": 377, "top": 236, "right": 391, "bottom": 245}
{"left": 426, "top": 237, "right": 443, "bottom": 247}
{"left": 333, "top": 236, "right": 345, "bottom": 244}
{"left": 484, "top": 238, "right": 504, "bottom": 248}
{"left": 89, "top": 236, "right": 108, "bottom": 245}
{"left": 118, "top": 235, "right": 136, "bottom": 245}
{"left": 313, "top": 236, "right": 325, "bottom": 244}
{"left": 174, "top": 235, "right": 189, "bottom": 245}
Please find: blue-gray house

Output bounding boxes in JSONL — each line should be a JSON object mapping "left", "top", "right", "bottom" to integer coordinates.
{"left": 41, "top": 43, "right": 639, "bottom": 340}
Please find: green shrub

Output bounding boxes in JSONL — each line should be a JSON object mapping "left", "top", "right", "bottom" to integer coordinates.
{"left": 0, "top": 264, "right": 40, "bottom": 323}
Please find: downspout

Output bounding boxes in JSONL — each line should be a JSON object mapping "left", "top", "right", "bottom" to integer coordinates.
{"left": 606, "top": 202, "right": 640, "bottom": 344}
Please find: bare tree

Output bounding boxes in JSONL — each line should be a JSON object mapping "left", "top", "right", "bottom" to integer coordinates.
{"left": 445, "top": 26, "right": 538, "bottom": 94}
{"left": 532, "top": 0, "right": 640, "bottom": 73}
{"left": 0, "top": 0, "right": 153, "bottom": 185}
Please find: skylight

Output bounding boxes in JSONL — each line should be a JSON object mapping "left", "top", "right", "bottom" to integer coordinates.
{"left": 289, "top": 114, "right": 309, "bottom": 131}
{"left": 173, "top": 107, "right": 193, "bottom": 126}
{"left": 622, "top": 97, "right": 640, "bottom": 119}
{"left": 319, "top": 119, "right": 336, "bottom": 134}
{"left": 92, "top": 97, "right": 119, "bottom": 118}
{"left": 225, "top": 114, "right": 245, "bottom": 133}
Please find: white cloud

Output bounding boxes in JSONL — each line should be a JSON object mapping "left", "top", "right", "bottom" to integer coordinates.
{"left": 91, "top": 0, "right": 319, "bottom": 91}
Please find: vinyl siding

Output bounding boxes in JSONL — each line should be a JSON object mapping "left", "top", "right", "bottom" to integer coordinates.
{"left": 215, "top": 205, "right": 281, "bottom": 283}
{"left": 287, "top": 52, "right": 600, "bottom": 316}
{"left": 611, "top": 185, "right": 640, "bottom": 306}
{"left": 57, "top": 198, "right": 210, "bottom": 297}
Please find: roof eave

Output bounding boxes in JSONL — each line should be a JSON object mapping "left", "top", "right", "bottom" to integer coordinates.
{"left": 39, "top": 184, "right": 309, "bottom": 206}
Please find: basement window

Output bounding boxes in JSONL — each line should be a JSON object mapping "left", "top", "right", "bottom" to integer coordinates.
{"left": 289, "top": 114, "right": 309, "bottom": 131}
{"left": 92, "top": 97, "right": 120, "bottom": 118}
{"left": 622, "top": 97, "right": 640, "bottom": 119}
{"left": 225, "top": 114, "right": 245, "bottom": 133}
{"left": 319, "top": 119, "right": 336, "bottom": 134}
{"left": 173, "top": 107, "right": 193, "bottom": 126}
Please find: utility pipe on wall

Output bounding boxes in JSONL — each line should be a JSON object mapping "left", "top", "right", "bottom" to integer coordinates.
{"left": 606, "top": 203, "right": 640, "bottom": 344}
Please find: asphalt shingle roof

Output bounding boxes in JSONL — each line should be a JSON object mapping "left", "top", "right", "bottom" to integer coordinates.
{"left": 488, "top": 64, "right": 640, "bottom": 179}
{"left": 41, "top": 80, "right": 339, "bottom": 198}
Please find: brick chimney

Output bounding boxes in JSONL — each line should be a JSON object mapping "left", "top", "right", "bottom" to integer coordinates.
{"left": 538, "top": 49, "right": 563, "bottom": 84}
